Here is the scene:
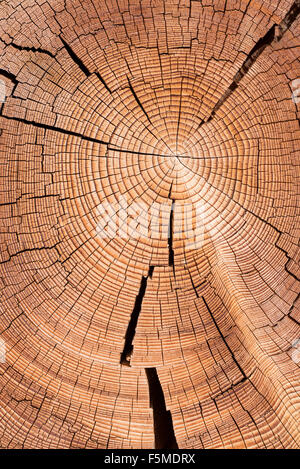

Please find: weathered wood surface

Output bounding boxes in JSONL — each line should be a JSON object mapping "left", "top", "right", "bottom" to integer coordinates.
{"left": 0, "top": 0, "right": 299, "bottom": 449}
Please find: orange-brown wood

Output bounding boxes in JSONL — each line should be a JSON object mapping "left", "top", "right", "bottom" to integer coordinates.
{"left": 0, "top": 0, "right": 299, "bottom": 449}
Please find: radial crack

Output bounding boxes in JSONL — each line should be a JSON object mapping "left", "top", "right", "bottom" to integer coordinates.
{"left": 203, "top": 1, "right": 300, "bottom": 124}
{"left": 168, "top": 200, "right": 175, "bottom": 267}
{"left": 120, "top": 266, "right": 154, "bottom": 366}
{"left": 277, "top": 0, "right": 300, "bottom": 37}
{"left": 127, "top": 77, "right": 152, "bottom": 124}
{"left": 145, "top": 367, "right": 178, "bottom": 449}
{"left": 0, "top": 115, "right": 108, "bottom": 145}
{"left": 59, "top": 35, "right": 91, "bottom": 77}
{"left": 202, "top": 296, "right": 247, "bottom": 380}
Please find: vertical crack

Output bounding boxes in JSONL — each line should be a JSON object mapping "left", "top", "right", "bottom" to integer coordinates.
{"left": 257, "top": 139, "right": 260, "bottom": 194}
{"left": 145, "top": 367, "right": 178, "bottom": 449}
{"left": 59, "top": 35, "right": 111, "bottom": 92}
{"left": 120, "top": 266, "right": 154, "bottom": 366}
{"left": 168, "top": 200, "right": 175, "bottom": 267}
{"left": 176, "top": 78, "right": 183, "bottom": 153}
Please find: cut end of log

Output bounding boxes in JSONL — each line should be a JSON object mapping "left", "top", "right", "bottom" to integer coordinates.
{"left": 0, "top": 0, "right": 299, "bottom": 450}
